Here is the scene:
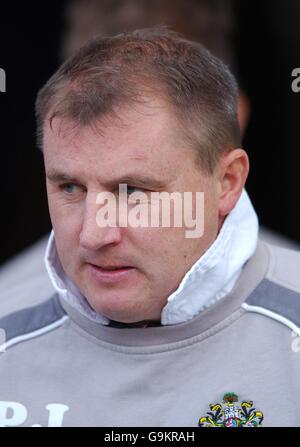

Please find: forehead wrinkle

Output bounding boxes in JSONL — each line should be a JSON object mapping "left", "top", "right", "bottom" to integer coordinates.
{"left": 95, "top": 173, "right": 168, "bottom": 190}
{"left": 130, "top": 154, "right": 147, "bottom": 161}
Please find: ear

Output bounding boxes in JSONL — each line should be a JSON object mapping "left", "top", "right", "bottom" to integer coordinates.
{"left": 216, "top": 148, "right": 249, "bottom": 218}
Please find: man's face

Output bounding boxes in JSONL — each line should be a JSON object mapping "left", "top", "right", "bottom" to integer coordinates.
{"left": 43, "top": 99, "right": 220, "bottom": 324}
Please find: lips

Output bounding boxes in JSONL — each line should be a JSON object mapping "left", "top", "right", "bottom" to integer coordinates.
{"left": 93, "top": 265, "right": 132, "bottom": 270}
{"left": 87, "top": 263, "right": 136, "bottom": 284}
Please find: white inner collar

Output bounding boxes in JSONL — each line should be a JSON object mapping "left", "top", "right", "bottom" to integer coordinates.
{"left": 44, "top": 189, "right": 258, "bottom": 326}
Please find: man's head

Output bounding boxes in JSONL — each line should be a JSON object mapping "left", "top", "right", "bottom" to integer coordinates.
{"left": 36, "top": 27, "right": 249, "bottom": 324}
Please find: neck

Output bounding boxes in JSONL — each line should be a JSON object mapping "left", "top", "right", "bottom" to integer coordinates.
{"left": 109, "top": 319, "right": 161, "bottom": 328}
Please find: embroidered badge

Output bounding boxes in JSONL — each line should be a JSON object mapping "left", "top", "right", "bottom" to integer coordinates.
{"left": 199, "top": 392, "right": 264, "bottom": 427}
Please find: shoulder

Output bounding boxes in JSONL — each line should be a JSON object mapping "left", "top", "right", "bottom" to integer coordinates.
{"left": 0, "top": 295, "right": 68, "bottom": 352}
{"left": 242, "top": 242, "right": 300, "bottom": 335}
{"left": 265, "top": 242, "right": 300, "bottom": 290}
{"left": 0, "top": 236, "right": 55, "bottom": 316}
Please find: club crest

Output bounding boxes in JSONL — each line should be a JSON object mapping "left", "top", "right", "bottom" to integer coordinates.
{"left": 199, "top": 392, "right": 264, "bottom": 427}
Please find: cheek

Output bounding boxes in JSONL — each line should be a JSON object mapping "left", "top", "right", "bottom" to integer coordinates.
{"left": 128, "top": 227, "right": 173, "bottom": 254}
{"left": 48, "top": 194, "right": 82, "bottom": 232}
{"left": 48, "top": 204, "right": 82, "bottom": 264}
{"left": 47, "top": 194, "right": 66, "bottom": 228}
{"left": 53, "top": 229, "right": 80, "bottom": 282}
{"left": 203, "top": 199, "right": 219, "bottom": 237}
{"left": 131, "top": 227, "right": 189, "bottom": 275}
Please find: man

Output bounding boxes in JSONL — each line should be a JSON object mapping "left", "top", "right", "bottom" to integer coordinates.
{"left": 0, "top": 27, "right": 299, "bottom": 428}
{"left": 1, "top": 0, "right": 298, "bottom": 318}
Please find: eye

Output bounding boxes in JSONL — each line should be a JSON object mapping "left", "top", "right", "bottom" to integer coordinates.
{"left": 125, "top": 185, "right": 150, "bottom": 205}
{"left": 126, "top": 185, "right": 145, "bottom": 195}
{"left": 60, "top": 183, "right": 82, "bottom": 194}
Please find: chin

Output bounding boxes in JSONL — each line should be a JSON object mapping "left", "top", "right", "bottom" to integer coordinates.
{"left": 101, "top": 310, "right": 141, "bottom": 324}
{"left": 99, "top": 304, "right": 154, "bottom": 324}
{"left": 87, "top": 295, "right": 135, "bottom": 320}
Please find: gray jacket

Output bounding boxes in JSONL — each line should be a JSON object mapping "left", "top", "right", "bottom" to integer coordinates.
{"left": 0, "top": 241, "right": 299, "bottom": 427}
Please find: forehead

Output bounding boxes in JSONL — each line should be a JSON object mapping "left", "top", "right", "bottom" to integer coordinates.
{"left": 43, "top": 99, "right": 190, "bottom": 180}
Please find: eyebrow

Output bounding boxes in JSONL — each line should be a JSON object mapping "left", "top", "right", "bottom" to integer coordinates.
{"left": 46, "top": 169, "right": 168, "bottom": 190}
{"left": 46, "top": 172, "right": 80, "bottom": 183}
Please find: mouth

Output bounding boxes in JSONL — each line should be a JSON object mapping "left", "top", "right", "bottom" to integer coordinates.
{"left": 90, "top": 263, "right": 134, "bottom": 271}
{"left": 87, "top": 263, "right": 136, "bottom": 283}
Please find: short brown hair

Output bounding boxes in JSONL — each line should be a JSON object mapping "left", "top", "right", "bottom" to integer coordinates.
{"left": 36, "top": 26, "right": 241, "bottom": 173}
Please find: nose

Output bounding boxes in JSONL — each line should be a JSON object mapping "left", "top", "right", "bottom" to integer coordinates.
{"left": 79, "top": 193, "right": 122, "bottom": 251}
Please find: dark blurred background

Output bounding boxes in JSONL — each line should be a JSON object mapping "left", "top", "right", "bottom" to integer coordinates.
{"left": 0, "top": 0, "right": 300, "bottom": 266}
